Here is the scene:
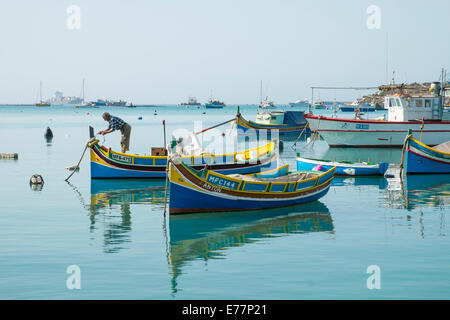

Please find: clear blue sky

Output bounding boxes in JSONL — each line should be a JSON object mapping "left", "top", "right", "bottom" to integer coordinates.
{"left": 0, "top": 0, "right": 449, "bottom": 104}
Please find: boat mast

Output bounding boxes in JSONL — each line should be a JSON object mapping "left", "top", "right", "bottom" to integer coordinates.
{"left": 82, "top": 79, "right": 85, "bottom": 102}
{"left": 39, "top": 80, "right": 43, "bottom": 103}
{"left": 260, "top": 80, "right": 263, "bottom": 105}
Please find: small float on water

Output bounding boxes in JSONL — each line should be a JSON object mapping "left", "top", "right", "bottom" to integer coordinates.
{"left": 168, "top": 158, "right": 335, "bottom": 214}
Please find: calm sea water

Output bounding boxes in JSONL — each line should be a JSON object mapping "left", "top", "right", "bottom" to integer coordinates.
{"left": 0, "top": 105, "right": 449, "bottom": 300}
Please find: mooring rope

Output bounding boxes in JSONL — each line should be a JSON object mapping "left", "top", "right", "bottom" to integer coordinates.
{"left": 399, "top": 131, "right": 413, "bottom": 177}
{"left": 163, "top": 158, "right": 171, "bottom": 216}
{"left": 64, "top": 137, "right": 97, "bottom": 182}
{"left": 194, "top": 117, "right": 235, "bottom": 136}
{"left": 291, "top": 123, "right": 310, "bottom": 150}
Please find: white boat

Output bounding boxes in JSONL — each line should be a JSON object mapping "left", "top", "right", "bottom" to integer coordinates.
{"left": 289, "top": 99, "right": 309, "bottom": 108}
{"left": 36, "top": 81, "right": 50, "bottom": 107}
{"left": 305, "top": 82, "right": 450, "bottom": 147}
{"left": 259, "top": 96, "right": 276, "bottom": 109}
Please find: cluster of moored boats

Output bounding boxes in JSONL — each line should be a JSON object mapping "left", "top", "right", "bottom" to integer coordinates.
{"left": 85, "top": 81, "right": 449, "bottom": 215}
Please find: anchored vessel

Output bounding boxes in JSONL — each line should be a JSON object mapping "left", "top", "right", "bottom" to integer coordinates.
{"left": 36, "top": 81, "right": 50, "bottom": 107}
{"left": 339, "top": 101, "right": 376, "bottom": 112}
{"left": 180, "top": 97, "right": 201, "bottom": 106}
{"left": 168, "top": 159, "right": 335, "bottom": 214}
{"left": 89, "top": 137, "right": 278, "bottom": 179}
{"left": 297, "top": 156, "right": 389, "bottom": 176}
{"left": 305, "top": 82, "right": 450, "bottom": 147}
{"left": 235, "top": 109, "right": 310, "bottom": 137}
{"left": 403, "top": 132, "right": 450, "bottom": 174}
{"left": 205, "top": 99, "right": 226, "bottom": 108}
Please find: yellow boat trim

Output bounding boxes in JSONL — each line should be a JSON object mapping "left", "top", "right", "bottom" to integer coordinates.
{"left": 409, "top": 137, "right": 450, "bottom": 156}
{"left": 171, "top": 160, "right": 335, "bottom": 195}
{"left": 94, "top": 141, "right": 275, "bottom": 163}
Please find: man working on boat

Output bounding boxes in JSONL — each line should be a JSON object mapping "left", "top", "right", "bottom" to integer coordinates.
{"left": 98, "top": 112, "right": 131, "bottom": 153}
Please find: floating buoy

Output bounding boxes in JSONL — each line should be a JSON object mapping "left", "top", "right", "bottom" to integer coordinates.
{"left": 138, "top": 116, "right": 143, "bottom": 120}
{"left": 44, "top": 127, "right": 53, "bottom": 138}
{"left": 44, "top": 127, "right": 53, "bottom": 143}
{"left": 30, "top": 174, "right": 44, "bottom": 185}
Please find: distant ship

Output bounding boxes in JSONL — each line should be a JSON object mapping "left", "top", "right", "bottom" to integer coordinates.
{"left": 180, "top": 97, "right": 201, "bottom": 106}
{"left": 205, "top": 99, "right": 226, "bottom": 108}
{"left": 75, "top": 79, "right": 97, "bottom": 108}
{"left": 106, "top": 100, "right": 127, "bottom": 107}
{"left": 339, "top": 100, "right": 375, "bottom": 112}
{"left": 259, "top": 96, "right": 276, "bottom": 109}
{"left": 289, "top": 99, "right": 309, "bottom": 108}
{"left": 36, "top": 81, "right": 50, "bottom": 107}
{"left": 313, "top": 101, "right": 327, "bottom": 109}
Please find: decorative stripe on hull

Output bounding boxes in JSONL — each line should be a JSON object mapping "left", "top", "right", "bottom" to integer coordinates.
{"left": 305, "top": 115, "right": 450, "bottom": 147}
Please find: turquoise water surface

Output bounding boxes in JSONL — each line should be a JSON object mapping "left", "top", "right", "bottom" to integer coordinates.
{"left": 0, "top": 105, "right": 449, "bottom": 299}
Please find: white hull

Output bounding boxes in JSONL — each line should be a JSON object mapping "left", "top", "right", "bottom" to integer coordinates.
{"left": 305, "top": 115, "right": 450, "bottom": 147}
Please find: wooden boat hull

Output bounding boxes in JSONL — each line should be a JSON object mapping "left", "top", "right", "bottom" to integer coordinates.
{"left": 168, "top": 159, "right": 335, "bottom": 214}
{"left": 90, "top": 142, "right": 277, "bottom": 179}
{"left": 305, "top": 114, "right": 450, "bottom": 147}
{"left": 235, "top": 113, "right": 310, "bottom": 136}
{"left": 405, "top": 137, "right": 450, "bottom": 174}
{"left": 296, "top": 157, "right": 389, "bottom": 176}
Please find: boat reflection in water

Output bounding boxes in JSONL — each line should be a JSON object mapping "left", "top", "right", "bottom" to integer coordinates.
{"left": 167, "top": 201, "right": 333, "bottom": 294}
{"left": 384, "top": 174, "right": 450, "bottom": 211}
{"left": 88, "top": 180, "right": 166, "bottom": 253}
{"left": 402, "top": 175, "right": 450, "bottom": 211}
{"left": 332, "top": 176, "right": 388, "bottom": 189}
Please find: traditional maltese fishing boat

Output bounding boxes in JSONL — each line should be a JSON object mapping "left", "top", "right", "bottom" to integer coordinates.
{"left": 402, "top": 131, "right": 450, "bottom": 174}
{"left": 296, "top": 156, "right": 389, "bottom": 176}
{"left": 89, "top": 137, "right": 278, "bottom": 179}
{"left": 234, "top": 108, "right": 310, "bottom": 137}
{"left": 168, "top": 159, "right": 335, "bottom": 214}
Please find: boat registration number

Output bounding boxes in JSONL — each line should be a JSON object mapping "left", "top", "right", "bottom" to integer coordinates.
{"left": 111, "top": 154, "right": 132, "bottom": 163}
{"left": 207, "top": 175, "right": 239, "bottom": 190}
{"left": 356, "top": 124, "right": 370, "bottom": 130}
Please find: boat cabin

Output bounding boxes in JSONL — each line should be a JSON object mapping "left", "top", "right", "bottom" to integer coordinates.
{"left": 255, "top": 111, "right": 307, "bottom": 126}
{"left": 256, "top": 111, "right": 285, "bottom": 124}
{"left": 385, "top": 83, "right": 444, "bottom": 121}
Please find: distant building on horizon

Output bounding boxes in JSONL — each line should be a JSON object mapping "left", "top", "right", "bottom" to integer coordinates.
{"left": 46, "top": 91, "right": 82, "bottom": 105}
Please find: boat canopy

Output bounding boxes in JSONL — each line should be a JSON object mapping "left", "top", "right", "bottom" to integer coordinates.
{"left": 283, "top": 111, "right": 307, "bottom": 126}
